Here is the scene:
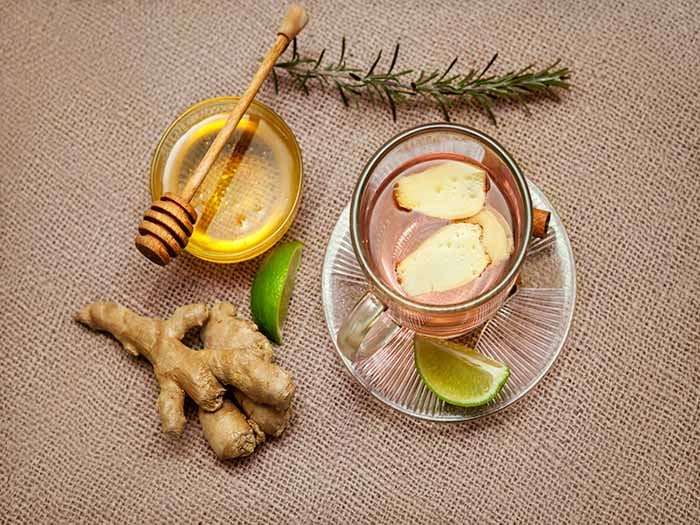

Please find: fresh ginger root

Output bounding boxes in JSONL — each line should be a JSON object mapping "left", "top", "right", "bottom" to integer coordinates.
{"left": 202, "top": 303, "right": 292, "bottom": 437}
{"left": 199, "top": 399, "right": 265, "bottom": 459}
{"left": 74, "top": 302, "right": 295, "bottom": 446}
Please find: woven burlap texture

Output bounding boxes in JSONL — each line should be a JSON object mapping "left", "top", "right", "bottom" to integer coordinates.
{"left": 1, "top": 0, "right": 698, "bottom": 523}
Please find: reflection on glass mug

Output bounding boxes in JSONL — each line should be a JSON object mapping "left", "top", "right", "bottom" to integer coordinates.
{"left": 338, "top": 124, "right": 533, "bottom": 360}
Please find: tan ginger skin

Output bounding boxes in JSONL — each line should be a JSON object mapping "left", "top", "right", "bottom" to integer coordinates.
{"left": 198, "top": 398, "right": 264, "bottom": 459}
{"left": 202, "top": 303, "right": 292, "bottom": 438}
{"left": 75, "top": 302, "right": 295, "bottom": 459}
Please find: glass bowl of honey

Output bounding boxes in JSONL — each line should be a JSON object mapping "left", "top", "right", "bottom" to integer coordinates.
{"left": 149, "top": 96, "right": 303, "bottom": 263}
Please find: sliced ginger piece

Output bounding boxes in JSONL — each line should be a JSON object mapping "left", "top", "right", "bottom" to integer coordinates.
{"left": 463, "top": 206, "right": 514, "bottom": 265}
{"left": 396, "top": 223, "right": 490, "bottom": 297}
{"left": 394, "top": 160, "right": 488, "bottom": 220}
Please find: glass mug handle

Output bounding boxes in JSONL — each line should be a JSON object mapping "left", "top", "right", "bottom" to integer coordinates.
{"left": 337, "top": 292, "right": 402, "bottom": 363}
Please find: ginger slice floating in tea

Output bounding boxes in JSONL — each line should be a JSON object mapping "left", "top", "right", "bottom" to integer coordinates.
{"left": 396, "top": 223, "right": 490, "bottom": 297}
{"left": 393, "top": 160, "right": 487, "bottom": 220}
{"left": 462, "top": 206, "right": 514, "bottom": 265}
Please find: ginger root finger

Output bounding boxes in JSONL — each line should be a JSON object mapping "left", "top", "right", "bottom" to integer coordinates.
{"left": 207, "top": 349, "right": 295, "bottom": 410}
{"left": 165, "top": 303, "right": 210, "bottom": 339}
{"left": 75, "top": 302, "right": 159, "bottom": 357}
{"left": 198, "top": 399, "right": 264, "bottom": 459}
{"left": 203, "top": 303, "right": 273, "bottom": 361}
{"left": 197, "top": 302, "right": 281, "bottom": 456}
{"left": 156, "top": 379, "right": 187, "bottom": 435}
{"left": 205, "top": 303, "right": 293, "bottom": 436}
{"left": 233, "top": 391, "right": 291, "bottom": 437}
{"left": 75, "top": 302, "right": 226, "bottom": 435}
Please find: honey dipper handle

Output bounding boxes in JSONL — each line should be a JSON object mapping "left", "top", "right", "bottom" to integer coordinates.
{"left": 277, "top": 3, "right": 309, "bottom": 40}
{"left": 180, "top": 3, "right": 309, "bottom": 202}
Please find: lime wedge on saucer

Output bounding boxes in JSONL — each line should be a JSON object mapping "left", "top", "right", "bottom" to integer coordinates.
{"left": 414, "top": 336, "right": 510, "bottom": 407}
{"left": 250, "top": 241, "right": 303, "bottom": 344}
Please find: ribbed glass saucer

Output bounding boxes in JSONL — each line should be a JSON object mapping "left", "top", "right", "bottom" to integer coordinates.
{"left": 321, "top": 180, "right": 576, "bottom": 421}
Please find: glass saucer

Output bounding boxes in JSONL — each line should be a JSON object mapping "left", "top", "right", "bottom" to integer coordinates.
{"left": 321, "top": 180, "right": 576, "bottom": 421}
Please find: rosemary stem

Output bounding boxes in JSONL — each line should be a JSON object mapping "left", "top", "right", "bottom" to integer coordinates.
{"left": 273, "top": 39, "right": 572, "bottom": 123}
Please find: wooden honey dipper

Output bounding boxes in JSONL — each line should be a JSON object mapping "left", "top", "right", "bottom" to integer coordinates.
{"left": 135, "top": 4, "right": 309, "bottom": 266}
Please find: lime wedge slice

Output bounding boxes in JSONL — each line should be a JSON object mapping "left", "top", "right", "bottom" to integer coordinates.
{"left": 414, "top": 336, "right": 510, "bottom": 407}
{"left": 250, "top": 241, "right": 303, "bottom": 344}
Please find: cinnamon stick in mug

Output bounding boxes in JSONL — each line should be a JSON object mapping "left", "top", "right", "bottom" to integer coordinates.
{"left": 532, "top": 208, "right": 551, "bottom": 238}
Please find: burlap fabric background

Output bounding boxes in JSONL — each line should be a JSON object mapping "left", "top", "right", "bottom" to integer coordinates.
{"left": 1, "top": 0, "right": 698, "bottom": 523}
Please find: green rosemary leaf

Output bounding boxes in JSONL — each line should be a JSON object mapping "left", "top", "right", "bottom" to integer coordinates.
{"left": 475, "top": 93, "right": 497, "bottom": 125}
{"left": 418, "top": 70, "right": 440, "bottom": 85}
{"left": 388, "top": 43, "right": 400, "bottom": 74}
{"left": 439, "top": 73, "right": 460, "bottom": 86}
{"left": 513, "top": 91, "right": 531, "bottom": 115}
{"left": 394, "top": 68, "right": 414, "bottom": 77}
{"left": 432, "top": 93, "right": 450, "bottom": 121}
{"left": 477, "top": 53, "right": 498, "bottom": 80}
{"left": 314, "top": 48, "right": 326, "bottom": 70}
{"left": 339, "top": 36, "right": 346, "bottom": 66}
{"left": 515, "top": 64, "right": 535, "bottom": 76}
{"left": 315, "top": 75, "right": 328, "bottom": 88}
{"left": 335, "top": 81, "right": 350, "bottom": 107}
{"left": 369, "top": 82, "right": 385, "bottom": 103}
{"left": 366, "top": 50, "right": 383, "bottom": 78}
{"left": 461, "top": 68, "right": 477, "bottom": 85}
{"left": 438, "top": 56, "right": 458, "bottom": 82}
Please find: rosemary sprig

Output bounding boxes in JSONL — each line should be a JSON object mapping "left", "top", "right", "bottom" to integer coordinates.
{"left": 272, "top": 38, "right": 572, "bottom": 124}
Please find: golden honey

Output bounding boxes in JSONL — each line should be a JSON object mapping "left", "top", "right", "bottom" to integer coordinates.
{"left": 150, "top": 97, "right": 302, "bottom": 263}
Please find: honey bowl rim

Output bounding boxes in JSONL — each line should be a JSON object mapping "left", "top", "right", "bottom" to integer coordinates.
{"left": 149, "top": 96, "right": 303, "bottom": 264}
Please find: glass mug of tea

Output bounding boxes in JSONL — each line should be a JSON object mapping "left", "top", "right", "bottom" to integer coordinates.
{"left": 337, "top": 123, "right": 533, "bottom": 359}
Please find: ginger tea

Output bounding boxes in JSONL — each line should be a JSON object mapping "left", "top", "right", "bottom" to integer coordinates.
{"left": 366, "top": 154, "right": 515, "bottom": 305}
